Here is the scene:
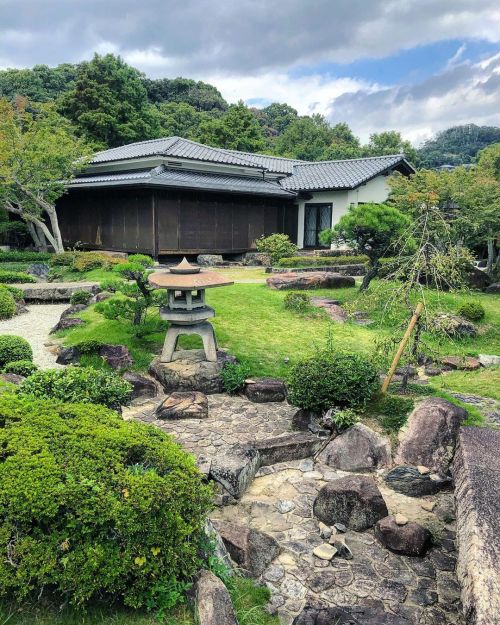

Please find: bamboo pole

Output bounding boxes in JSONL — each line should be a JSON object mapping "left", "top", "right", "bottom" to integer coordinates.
{"left": 381, "top": 302, "right": 424, "bottom": 393}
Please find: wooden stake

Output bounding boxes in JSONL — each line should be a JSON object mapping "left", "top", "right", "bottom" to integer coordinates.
{"left": 381, "top": 302, "right": 424, "bottom": 394}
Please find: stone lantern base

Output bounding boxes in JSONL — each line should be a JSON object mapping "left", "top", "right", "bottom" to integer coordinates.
{"left": 161, "top": 321, "right": 218, "bottom": 363}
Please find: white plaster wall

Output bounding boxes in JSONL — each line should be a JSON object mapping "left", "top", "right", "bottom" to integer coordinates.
{"left": 296, "top": 175, "right": 390, "bottom": 247}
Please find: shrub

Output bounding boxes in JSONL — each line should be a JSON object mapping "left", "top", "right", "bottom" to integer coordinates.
{"left": 284, "top": 291, "right": 311, "bottom": 313}
{"left": 0, "top": 393, "right": 213, "bottom": 608}
{"left": 73, "top": 338, "right": 105, "bottom": 354}
{"left": 457, "top": 301, "right": 485, "bottom": 321}
{"left": 128, "top": 254, "right": 155, "bottom": 267}
{"left": 47, "top": 268, "right": 63, "bottom": 282}
{"left": 19, "top": 367, "right": 132, "bottom": 409}
{"left": 0, "top": 270, "right": 36, "bottom": 283}
{"left": 329, "top": 408, "right": 359, "bottom": 430}
{"left": 72, "top": 252, "right": 112, "bottom": 273}
{"left": 0, "top": 289, "right": 16, "bottom": 319}
{"left": 50, "top": 251, "right": 78, "bottom": 266}
{"left": 255, "top": 233, "right": 298, "bottom": 264}
{"left": 1, "top": 284, "right": 24, "bottom": 301}
{"left": 0, "top": 251, "right": 52, "bottom": 263}
{"left": 3, "top": 360, "right": 38, "bottom": 376}
{"left": 70, "top": 289, "right": 93, "bottom": 305}
{"left": 220, "top": 362, "right": 250, "bottom": 395}
{"left": 276, "top": 255, "right": 369, "bottom": 268}
{"left": 288, "top": 351, "right": 379, "bottom": 413}
{"left": 0, "top": 336, "right": 32, "bottom": 367}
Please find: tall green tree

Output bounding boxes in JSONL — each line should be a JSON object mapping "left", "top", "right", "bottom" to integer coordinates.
{"left": 156, "top": 102, "right": 208, "bottom": 140}
{"left": 274, "top": 114, "right": 333, "bottom": 161}
{"left": 197, "top": 101, "right": 266, "bottom": 152}
{"left": 323, "top": 122, "right": 363, "bottom": 160}
{"left": 59, "top": 54, "right": 160, "bottom": 148}
{"left": 320, "top": 203, "right": 410, "bottom": 290}
{"left": 144, "top": 77, "right": 227, "bottom": 112}
{"left": 365, "top": 130, "right": 417, "bottom": 164}
{"left": 0, "top": 98, "right": 90, "bottom": 252}
{"left": 260, "top": 103, "right": 299, "bottom": 136}
{"left": 0, "top": 63, "right": 77, "bottom": 102}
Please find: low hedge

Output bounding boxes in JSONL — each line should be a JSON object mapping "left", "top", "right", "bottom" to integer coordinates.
{"left": 0, "top": 251, "right": 52, "bottom": 263}
{"left": 276, "top": 255, "right": 369, "bottom": 268}
{"left": 0, "top": 289, "right": 16, "bottom": 320}
{"left": 19, "top": 367, "right": 132, "bottom": 409}
{"left": 3, "top": 360, "right": 38, "bottom": 377}
{"left": 0, "top": 270, "right": 36, "bottom": 284}
{"left": 0, "top": 393, "right": 213, "bottom": 608}
{"left": 0, "top": 336, "right": 32, "bottom": 367}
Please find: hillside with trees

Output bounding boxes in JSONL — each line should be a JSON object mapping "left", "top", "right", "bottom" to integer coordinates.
{"left": 0, "top": 54, "right": 498, "bottom": 165}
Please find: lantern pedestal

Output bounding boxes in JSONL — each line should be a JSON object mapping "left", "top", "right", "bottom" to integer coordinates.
{"left": 161, "top": 320, "right": 218, "bottom": 363}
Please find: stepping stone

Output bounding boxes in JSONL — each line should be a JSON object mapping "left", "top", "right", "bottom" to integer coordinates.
{"left": 156, "top": 391, "right": 208, "bottom": 419}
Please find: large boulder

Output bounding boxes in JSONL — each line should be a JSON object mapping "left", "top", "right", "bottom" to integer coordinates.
{"left": 484, "top": 282, "right": 500, "bottom": 294}
{"left": 197, "top": 254, "right": 224, "bottom": 266}
{"left": 266, "top": 272, "right": 355, "bottom": 290}
{"left": 466, "top": 266, "right": 491, "bottom": 290}
{"left": 50, "top": 317, "right": 84, "bottom": 333}
{"left": 149, "top": 349, "right": 236, "bottom": 394}
{"left": 156, "top": 391, "right": 208, "bottom": 419}
{"left": 478, "top": 354, "right": 500, "bottom": 368}
{"left": 210, "top": 445, "right": 261, "bottom": 498}
{"left": 395, "top": 398, "right": 467, "bottom": 475}
{"left": 430, "top": 313, "right": 477, "bottom": 338}
{"left": 441, "top": 356, "right": 481, "bottom": 371}
{"left": 316, "top": 424, "right": 391, "bottom": 472}
{"left": 313, "top": 475, "right": 388, "bottom": 531}
{"left": 56, "top": 346, "right": 81, "bottom": 365}
{"left": 384, "top": 466, "right": 445, "bottom": 497}
{"left": 60, "top": 304, "right": 88, "bottom": 319}
{"left": 195, "top": 570, "right": 237, "bottom": 625}
{"left": 26, "top": 262, "right": 50, "bottom": 280}
{"left": 375, "top": 516, "right": 431, "bottom": 556}
{"left": 212, "top": 520, "right": 280, "bottom": 577}
{"left": 244, "top": 377, "right": 286, "bottom": 403}
{"left": 242, "top": 252, "right": 271, "bottom": 266}
{"left": 99, "top": 344, "right": 133, "bottom": 370}
{"left": 253, "top": 433, "right": 325, "bottom": 466}
{"left": 122, "top": 372, "right": 158, "bottom": 400}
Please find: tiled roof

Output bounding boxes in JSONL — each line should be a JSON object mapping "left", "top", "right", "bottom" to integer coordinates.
{"left": 91, "top": 137, "right": 264, "bottom": 169}
{"left": 68, "top": 166, "right": 295, "bottom": 197}
{"left": 219, "top": 150, "right": 303, "bottom": 174}
{"left": 281, "top": 155, "right": 410, "bottom": 191}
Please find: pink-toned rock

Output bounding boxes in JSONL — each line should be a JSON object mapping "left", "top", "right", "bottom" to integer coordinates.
{"left": 441, "top": 356, "right": 480, "bottom": 370}
{"left": 266, "top": 272, "right": 355, "bottom": 290}
{"left": 310, "top": 297, "right": 349, "bottom": 322}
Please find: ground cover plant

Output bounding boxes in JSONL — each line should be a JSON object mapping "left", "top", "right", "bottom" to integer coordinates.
{"left": 0, "top": 270, "right": 36, "bottom": 283}
{"left": 0, "top": 393, "right": 213, "bottom": 610}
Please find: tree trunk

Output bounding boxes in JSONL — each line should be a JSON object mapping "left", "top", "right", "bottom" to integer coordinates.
{"left": 486, "top": 234, "right": 495, "bottom": 276}
{"left": 45, "top": 205, "right": 64, "bottom": 253}
{"left": 35, "top": 224, "right": 48, "bottom": 252}
{"left": 26, "top": 222, "right": 43, "bottom": 250}
{"left": 359, "top": 260, "right": 380, "bottom": 291}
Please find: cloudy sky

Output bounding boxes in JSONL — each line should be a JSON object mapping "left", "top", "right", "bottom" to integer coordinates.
{"left": 1, "top": 0, "right": 499, "bottom": 144}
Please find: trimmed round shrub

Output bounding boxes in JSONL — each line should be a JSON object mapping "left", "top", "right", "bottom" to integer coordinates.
{"left": 0, "top": 289, "right": 16, "bottom": 319}
{"left": 73, "top": 338, "right": 105, "bottom": 354}
{"left": 49, "top": 251, "right": 78, "bottom": 266}
{"left": 3, "top": 360, "right": 38, "bottom": 377}
{"left": 457, "top": 301, "right": 485, "bottom": 322}
{"left": 288, "top": 351, "right": 379, "bottom": 413}
{"left": 0, "top": 336, "right": 32, "bottom": 367}
{"left": 128, "top": 254, "right": 155, "bottom": 267}
{"left": 255, "top": 233, "right": 298, "bottom": 264}
{"left": 19, "top": 367, "right": 132, "bottom": 409}
{"left": 70, "top": 289, "right": 93, "bottom": 306}
{"left": 0, "top": 270, "right": 36, "bottom": 283}
{"left": 284, "top": 291, "right": 310, "bottom": 313}
{"left": 0, "top": 393, "right": 213, "bottom": 608}
{"left": 1, "top": 284, "right": 24, "bottom": 302}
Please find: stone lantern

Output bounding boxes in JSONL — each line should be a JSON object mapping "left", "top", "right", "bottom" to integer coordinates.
{"left": 149, "top": 258, "right": 233, "bottom": 363}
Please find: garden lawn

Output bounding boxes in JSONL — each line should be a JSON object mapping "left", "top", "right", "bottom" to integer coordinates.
{"left": 58, "top": 278, "right": 500, "bottom": 397}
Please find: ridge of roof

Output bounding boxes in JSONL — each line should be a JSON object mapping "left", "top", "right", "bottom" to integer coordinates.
{"left": 292, "top": 153, "right": 405, "bottom": 167}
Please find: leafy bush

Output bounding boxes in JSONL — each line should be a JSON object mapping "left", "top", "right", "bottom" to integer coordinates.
{"left": 3, "top": 360, "right": 38, "bottom": 376}
{"left": 284, "top": 291, "right": 311, "bottom": 313}
{"left": 0, "top": 251, "right": 52, "bottom": 263}
{"left": 19, "top": 367, "right": 132, "bottom": 409}
{"left": 70, "top": 289, "right": 93, "bottom": 305}
{"left": 0, "top": 336, "right": 32, "bottom": 367}
{"left": 457, "top": 301, "right": 485, "bottom": 321}
{"left": 329, "top": 408, "right": 359, "bottom": 430}
{"left": 73, "top": 338, "right": 105, "bottom": 354}
{"left": 128, "top": 254, "right": 155, "bottom": 267}
{"left": 0, "top": 289, "right": 16, "bottom": 319}
{"left": 0, "top": 270, "right": 36, "bottom": 283}
{"left": 255, "top": 234, "right": 298, "bottom": 264}
{"left": 0, "top": 284, "right": 24, "bottom": 302}
{"left": 220, "top": 362, "right": 250, "bottom": 394}
{"left": 0, "top": 393, "right": 213, "bottom": 608}
{"left": 288, "top": 351, "right": 379, "bottom": 413}
{"left": 49, "top": 251, "right": 78, "bottom": 266}
{"left": 277, "top": 255, "right": 369, "bottom": 268}
{"left": 72, "top": 252, "right": 113, "bottom": 273}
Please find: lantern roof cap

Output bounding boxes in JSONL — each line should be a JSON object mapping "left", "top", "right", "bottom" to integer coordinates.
{"left": 149, "top": 259, "right": 233, "bottom": 290}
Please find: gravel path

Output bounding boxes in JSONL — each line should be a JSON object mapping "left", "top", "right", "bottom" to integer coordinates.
{"left": 0, "top": 304, "right": 67, "bottom": 368}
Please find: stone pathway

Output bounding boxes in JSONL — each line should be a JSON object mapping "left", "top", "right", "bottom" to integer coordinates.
{"left": 449, "top": 392, "right": 500, "bottom": 428}
{"left": 123, "top": 393, "right": 296, "bottom": 458}
{"left": 213, "top": 460, "right": 463, "bottom": 625}
{"left": 125, "top": 393, "right": 464, "bottom": 625}
{"left": 0, "top": 304, "right": 66, "bottom": 368}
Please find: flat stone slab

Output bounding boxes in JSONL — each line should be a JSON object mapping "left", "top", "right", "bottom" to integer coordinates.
{"left": 14, "top": 281, "right": 100, "bottom": 301}
{"left": 253, "top": 433, "right": 325, "bottom": 466}
{"left": 266, "top": 272, "right": 355, "bottom": 290}
{"left": 452, "top": 427, "right": 500, "bottom": 624}
{"left": 156, "top": 391, "right": 208, "bottom": 419}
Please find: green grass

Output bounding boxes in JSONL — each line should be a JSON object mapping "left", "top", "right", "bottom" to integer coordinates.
{"left": 0, "top": 578, "right": 277, "bottom": 625}
{"left": 58, "top": 276, "right": 500, "bottom": 397}
{"left": 54, "top": 267, "right": 118, "bottom": 283}
{"left": 431, "top": 367, "right": 500, "bottom": 401}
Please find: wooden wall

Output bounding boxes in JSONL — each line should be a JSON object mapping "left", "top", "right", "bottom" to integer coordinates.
{"left": 57, "top": 186, "right": 297, "bottom": 255}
